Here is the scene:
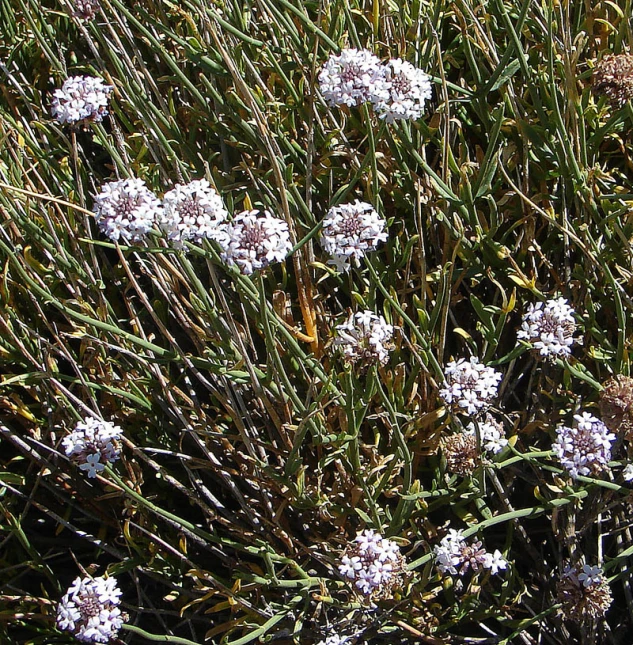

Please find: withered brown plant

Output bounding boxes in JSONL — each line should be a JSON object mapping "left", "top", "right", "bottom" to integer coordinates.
{"left": 599, "top": 375, "right": 633, "bottom": 440}
{"left": 592, "top": 54, "right": 633, "bottom": 107}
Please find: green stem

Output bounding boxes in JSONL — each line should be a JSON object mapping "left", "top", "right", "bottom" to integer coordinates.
{"left": 365, "top": 260, "right": 443, "bottom": 378}
{"left": 122, "top": 625, "right": 201, "bottom": 644}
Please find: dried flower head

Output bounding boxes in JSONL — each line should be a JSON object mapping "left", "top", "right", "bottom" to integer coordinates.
{"left": 62, "top": 416, "right": 121, "bottom": 478}
{"left": 465, "top": 414, "right": 508, "bottom": 454}
{"left": 434, "top": 529, "right": 507, "bottom": 577}
{"left": 70, "top": 0, "right": 101, "bottom": 19}
{"left": 338, "top": 529, "right": 406, "bottom": 599}
{"left": 517, "top": 297, "right": 576, "bottom": 360}
{"left": 592, "top": 53, "right": 633, "bottom": 108}
{"left": 318, "top": 48, "right": 386, "bottom": 107}
{"left": 93, "top": 178, "right": 161, "bottom": 243}
{"left": 320, "top": 200, "right": 387, "bottom": 271}
{"left": 57, "top": 575, "right": 126, "bottom": 643}
{"left": 439, "top": 356, "right": 503, "bottom": 416}
{"left": 218, "top": 209, "right": 292, "bottom": 275}
{"left": 552, "top": 412, "right": 616, "bottom": 479}
{"left": 372, "top": 59, "right": 432, "bottom": 123}
{"left": 557, "top": 564, "right": 612, "bottom": 622}
{"left": 51, "top": 75, "right": 113, "bottom": 126}
{"left": 333, "top": 310, "right": 394, "bottom": 367}
{"left": 599, "top": 374, "right": 633, "bottom": 439}
{"left": 160, "top": 179, "right": 228, "bottom": 247}
{"left": 441, "top": 432, "right": 479, "bottom": 476}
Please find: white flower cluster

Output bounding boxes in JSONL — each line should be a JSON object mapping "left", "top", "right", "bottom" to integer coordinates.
{"left": 465, "top": 414, "right": 508, "bottom": 454}
{"left": 319, "top": 49, "right": 432, "bottom": 121}
{"left": 623, "top": 463, "right": 633, "bottom": 481}
{"left": 92, "top": 178, "right": 293, "bottom": 272}
{"left": 320, "top": 200, "right": 387, "bottom": 271}
{"left": 338, "top": 529, "right": 405, "bottom": 597}
{"left": 160, "top": 179, "right": 229, "bottom": 247}
{"left": 433, "top": 529, "right": 507, "bottom": 577}
{"left": 552, "top": 412, "right": 616, "bottom": 479}
{"left": 62, "top": 416, "right": 121, "bottom": 478}
{"left": 517, "top": 297, "right": 576, "bottom": 359}
{"left": 93, "top": 178, "right": 162, "bottom": 243}
{"left": 51, "top": 75, "right": 113, "bottom": 125}
{"left": 57, "top": 575, "right": 126, "bottom": 643}
{"left": 218, "top": 209, "right": 292, "bottom": 275}
{"left": 372, "top": 58, "right": 433, "bottom": 123}
{"left": 318, "top": 48, "right": 386, "bottom": 107}
{"left": 439, "top": 356, "right": 503, "bottom": 416}
{"left": 334, "top": 310, "right": 394, "bottom": 366}
{"left": 317, "top": 636, "right": 349, "bottom": 645}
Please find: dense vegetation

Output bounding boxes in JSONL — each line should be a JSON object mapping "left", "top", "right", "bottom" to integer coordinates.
{"left": 2, "top": 1, "right": 633, "bottom": 643}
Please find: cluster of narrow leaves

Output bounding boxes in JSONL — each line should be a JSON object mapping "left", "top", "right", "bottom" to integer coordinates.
{"left": 3, "top": 1, "right": 633, "bottom": 645}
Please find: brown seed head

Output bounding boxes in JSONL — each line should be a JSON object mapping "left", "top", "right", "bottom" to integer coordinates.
{"left": 556, "top": 569, "right": 613, "bottom": 622}
{"left": 599, "top": 375, "right": 633, "bottom": 440}
{"left": 592, "top": 54, "right": 633, "bottom": 108}
{"left": 442, "top": 432, "right": 479, "bottom": 476}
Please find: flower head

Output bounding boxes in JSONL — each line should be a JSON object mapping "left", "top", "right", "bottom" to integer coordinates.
{"left": 517, "top": 297, "right": 576, "bottom": 359}
{"left": 592, "top": 53, "right": 633, "bottom": 108}
{"left": 318, "top": 49, "right": 386, "bottom": 107}
{"left": 62, "top": 416, "right": 121, "bottom": 478}
{"left": 371, "top": 59, "right": 432, "bottom": 123}
{"left": 93, "top": 178, "right": 161, "bottom": 243}
{"left": 433, "top": 529, "right": 507, "bottom": 577}
{"left": 317, "top": 635, "right": 350, "bottom": 645}
{"left": 338, "top": 529, "right": 406, "bottom": 599}
{"left": 439, "top": 356, "right": 503, "bottom": 416}
{"left": 70, "top": 0, "right": 101, "bottom": 19}
{"left": 160, "top": 179, "right": 228, "bottom": 247}
{"left": 334, "top": 310, "right": 394, "bottom": 367}
{"left": 599, "top": 374, "right": 633, "bottom": 439}
{"left": 51, "top": 76, "right": 113, "bottom": 126}
{"left": 57, "top": 575, "right": 126, "bottom": 643}
{"left": 218, "top": 209, "right": 292, "bottom": 275}
{"left": 320, "top": 201, "right": 387, "bottom": 271}
{"left": 465, "top": 414, "right": 508, "bottom": 454}
{"left": 557, "top": 563, "right": 612, "bottom": 622}
{"left": 552, "top": 412, "right": 616, "bottom": 479}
